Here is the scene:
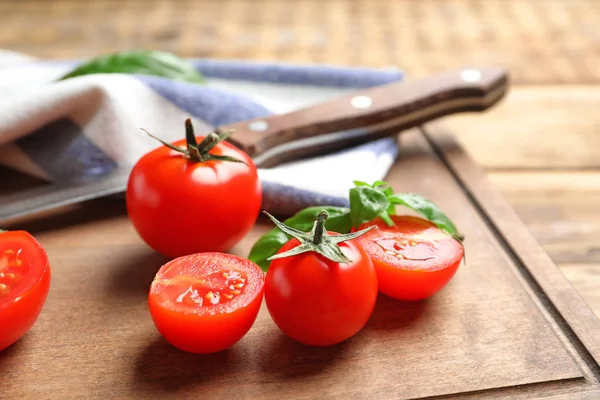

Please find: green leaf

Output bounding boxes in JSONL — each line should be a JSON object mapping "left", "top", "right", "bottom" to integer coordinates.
{"left": 247, "top": 227, "right": 293, "bottom": 271}
{"left": 388, "top": 192, "right": 463, "bottom": 240}
{"left": 352, "top": 180, "right": 371, "bottom": 187}
{"left": 58, "top": 50, "right": 205, "bottom": 84}
{"left": 248, "top": 206, "right": 351, "bottom": 271}
{"left": 349, "top": 186, "right": 393, "bottom": 228}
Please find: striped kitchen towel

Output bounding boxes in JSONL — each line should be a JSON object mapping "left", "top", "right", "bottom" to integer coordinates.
{"left": 0, "top": 51, "right": 402, "bottom": 216}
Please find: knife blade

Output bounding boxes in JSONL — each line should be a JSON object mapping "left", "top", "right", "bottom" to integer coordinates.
{"left": 0, "top": 67, "right": 508, "bottom": 224}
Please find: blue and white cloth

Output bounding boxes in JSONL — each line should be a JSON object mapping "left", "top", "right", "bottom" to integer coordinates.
{"left": 0, "top": 50, "right": 403, "bottom": 215}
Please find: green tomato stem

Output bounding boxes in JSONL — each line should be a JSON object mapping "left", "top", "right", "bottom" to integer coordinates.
{"left": 312, "top": 211, "right": 329, "bottom": 245}
{"left": 143, "top": 119, "right": 247, "bottom": 165}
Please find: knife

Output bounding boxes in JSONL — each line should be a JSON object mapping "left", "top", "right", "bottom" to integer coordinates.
{"left": 0, "top": 67, "right": 508, "bottom": 224}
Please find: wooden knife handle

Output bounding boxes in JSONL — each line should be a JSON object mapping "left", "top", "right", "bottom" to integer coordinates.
{"left": 222, "top": 67, "right": 508, "bottom": 167}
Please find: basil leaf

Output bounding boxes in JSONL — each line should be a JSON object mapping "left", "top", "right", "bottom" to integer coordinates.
{"left": 388, "top": 192, "right": 463, "bottom": 240}
{"left": 58, "top": 50, "right": 205, "bottom": 84}
{"left": 248, "top": 227, "right": 291, "bottom": 272}
{"left": 352, "top": 180, "right": 371, "bottom": 187}
{"left": 248, "top": 206, "right": 351, "bottom": 271}
{"left": 349, "top": 186, "right": 393, "bottom": 228}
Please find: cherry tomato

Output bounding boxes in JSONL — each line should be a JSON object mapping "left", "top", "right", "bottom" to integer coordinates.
{"left": 0, "top": 231, "right": 51, "bottom": 351}
{"left": 127, "top": 123, "right": 262, "bottom": 258}
{"left": 265, "top": 234, "right": 377, "bottom": 346}
{"left": 148, "top": 252, "right": 265, "bottom": 354}
{"left": 354, "top": 215, "right": 463, "bottom": 301}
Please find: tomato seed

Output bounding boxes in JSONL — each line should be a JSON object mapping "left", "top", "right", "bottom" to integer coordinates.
{"left": 233, "top": 283, "right": 244, "bottom": 289}
{"left": 0, "top": 283, "right": 9, "bottom": 296}
{"left": 231, "top": 290, "right": 241, "bottom": 295}
{"left": 2, "top": 249, "right": 15, "bottom": 257}
{"left": 6, "top": 273, "right": 20, "bottom": 283}
{"left": 410, "top": 241, "right": 417, "bottom": 246}
{"left": 227, "top": 271, "right": 241, "bottom": 279}
{"left": 223, "top": 293, "right": 234, "bottom": 299}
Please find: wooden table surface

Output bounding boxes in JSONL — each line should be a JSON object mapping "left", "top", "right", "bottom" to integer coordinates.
{"left": 1, "top": 0, "right": 598, "bottom": 316}
{"left": 2, "top": 128, "right": 600, "bottom": 399}
{"left": 1, "top": 1, "right": 600, "bottom": 398}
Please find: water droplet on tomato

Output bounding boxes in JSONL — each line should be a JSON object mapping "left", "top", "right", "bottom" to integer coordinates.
{"left": 375, "top": 237, "right": 437, "bottom": 261}
{"left": 176, "top": 286, "right": 204, "bottom": 306}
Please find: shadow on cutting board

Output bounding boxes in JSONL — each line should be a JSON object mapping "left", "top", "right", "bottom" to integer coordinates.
{"left": 134, "top": 337, "right": 240, "bottom": 391}
{"left": 367, "top": 294, "right": 430, "bottom": 331}
{"left": 257, "top": 333, "right": 348, "bottom": 378}
{"left": 107, "top": 250, "right": 169, "bottom": 299}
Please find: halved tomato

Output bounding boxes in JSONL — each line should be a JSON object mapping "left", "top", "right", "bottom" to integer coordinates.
{"left": 148, "top": 252, "right": 265, "bottom": 354}
{"left": 354, "top": 215, "right": 463, "bottom": 300}
{"left": 0, "top": 230, "right": 51, "bottom": 351}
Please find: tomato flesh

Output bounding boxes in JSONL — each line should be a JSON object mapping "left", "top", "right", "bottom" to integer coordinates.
{"left": 355, "top": 216, "right": 463, "bottom": 301}
{"left": 265, "top": 235, "right": 377, "bottom": 346}
{"left": 148, "top": 253, "right": 265, "bottom": 354}
{"left": 0, "top": 231, "right": 51, "bottom": 351}
{"left": 127, "top": 136, "right": 262, "bottom": 258}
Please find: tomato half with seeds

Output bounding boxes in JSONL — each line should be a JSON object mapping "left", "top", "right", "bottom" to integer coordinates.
{"left": 148, "top": 252, "right": 265, "bottom": 354}
{"left": 354, "top": 215, "right": 463, "bottom": 301}
{"left": 0, "top": 231, "right": 51, "bottom": 351}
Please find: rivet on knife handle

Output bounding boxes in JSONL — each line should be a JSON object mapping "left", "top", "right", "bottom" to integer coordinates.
{"left": 222, "top": 67, "right": 509, "bottom": 168}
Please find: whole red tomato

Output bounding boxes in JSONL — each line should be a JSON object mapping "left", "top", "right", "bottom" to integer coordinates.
{"left": 127, "top": 119, "right": 262, "bottom": 258}
{"left": 355, "top": 215, "right": 464, "bottom": 301}
{"left": 0, "top": 230, "right": 51, "bottom": 351}
{"left": 148, "top": 252, "right": 264, "bottom": 354}
{"left": 264, "top": 211, "right": 378, "bottom": 346}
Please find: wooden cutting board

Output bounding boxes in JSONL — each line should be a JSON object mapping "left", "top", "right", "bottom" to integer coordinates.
{"left": 1, "top": 125, "right": 599, "bottom": 400}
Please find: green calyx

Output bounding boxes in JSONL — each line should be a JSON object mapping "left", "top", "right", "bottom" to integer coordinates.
{"left": 264, "top": 210, "right": 375, "bottom": 264}
{"left": 142, "top": 119, "right": 247, "bottom": 165}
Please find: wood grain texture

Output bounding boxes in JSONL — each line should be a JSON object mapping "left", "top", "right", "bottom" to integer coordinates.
{"left": 488, "top": 171, "right": 600, "bottom": 265}
{"left": 423, "top": 124, "right": 600, "bottom": 371}
{"left": 561, "top": 264, "right": 600, "bottom": 318}
{"left": 447, "top": 85, "right": 600, "bottom": 169}
{"left": 487, "top": 172, "right": 600, "bottom": 319}
{"left": 1, "top": 130, "right": 598, "bottom": 399}
{"left": 1, "top": 0, "right": 600, "bottom": 85}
